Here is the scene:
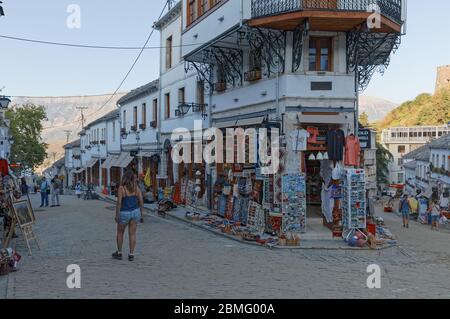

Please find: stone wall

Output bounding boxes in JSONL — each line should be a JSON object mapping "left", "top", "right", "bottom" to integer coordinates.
{"left": 436, "top": 65, "right": 450, "bottom": 92}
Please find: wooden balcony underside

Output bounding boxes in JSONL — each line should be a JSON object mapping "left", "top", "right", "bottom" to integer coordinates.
{"left": 248, "top": 10, "right": 402, "bottom": 33}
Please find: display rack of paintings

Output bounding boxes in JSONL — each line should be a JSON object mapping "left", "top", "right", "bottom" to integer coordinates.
{"left": 224, "top": 195, "right": 234, "bottom": 220}
{"left": 184, "top": 180, "right": 196, "bottom": 207}
{"left": 341, "top": 169, "right": 367, "bottom": 239}
{"left": 281, "top": 173, "right": 307, "bottom": 234}
{"left": 247, "top": 201, "right": 265, "bottom": 234}
{"left": 180, "top": 178, "right": 187, "bottom": 205}
{"left": 217, "top": 194, "right": 227, "bottom": 218}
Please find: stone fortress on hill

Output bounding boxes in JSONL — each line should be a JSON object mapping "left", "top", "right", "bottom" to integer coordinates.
{"left": 436, "top": 65, "right": 450, "bottom": 92}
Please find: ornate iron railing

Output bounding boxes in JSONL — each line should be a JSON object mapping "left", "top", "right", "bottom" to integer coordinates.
{"left": 251, "top": 0, "right": 403, "bottom": 25}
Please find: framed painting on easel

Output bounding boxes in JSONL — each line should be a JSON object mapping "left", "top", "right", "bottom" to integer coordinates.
{"left": 11, "top": 200, "right": 34, "bottom": 228}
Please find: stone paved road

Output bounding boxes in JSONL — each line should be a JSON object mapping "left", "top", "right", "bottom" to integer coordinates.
{"left": 1, "top": 194, "right": 450, "bottom": 299}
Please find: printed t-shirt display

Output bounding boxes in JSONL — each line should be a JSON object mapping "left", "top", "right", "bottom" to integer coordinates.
{"left": 289, "top": 129, "right": 310, "bottom": 151}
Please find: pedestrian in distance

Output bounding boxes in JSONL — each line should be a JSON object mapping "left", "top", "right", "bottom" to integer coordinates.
{"left": 430, "top": 200, "right": 441, "bottom": 231}
{"left": 50, "top": 175, "right": 61, "bottom": 207}
{"left": 112, "top": 170, "right": 145, "bottom": 262}
{"left": 40, "top": 179, "right": 50, "bottom": 207}
{"left": 399, "top": 194, "right": 411, "bottom": 228}
{"left": 75, "top": 182, "right": 82, "bottom": 199}
{"left": 20, "top": 177, "right": 29, "bottom": 196}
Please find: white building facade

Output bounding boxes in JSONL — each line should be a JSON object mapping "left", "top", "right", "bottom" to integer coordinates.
{"left": 381, "top": 124, "right": 450, "bottom": 184}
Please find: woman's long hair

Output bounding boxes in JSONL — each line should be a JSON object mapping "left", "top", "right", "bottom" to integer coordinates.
{"left": 121, "top": 170, "right": 137, "bottom": 194}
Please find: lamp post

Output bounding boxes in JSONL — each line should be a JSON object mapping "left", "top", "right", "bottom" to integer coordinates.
{"left": 0, "top": 96, "right": 11, "bottom": 109}
{"left": 0, "top": 1, "right": 5, "bottom": 17}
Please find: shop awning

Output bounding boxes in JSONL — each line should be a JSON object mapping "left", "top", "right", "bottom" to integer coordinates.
{"left": 138, "top": 151, "right": 158, "bottom": 158}
{"left": 86, "top": 159, "right": 99, "bottom": 168}
{"left": 112, "top": 152, "right": 134, "bottom": 168}
{"left": 102, "top": 155, "right": 119, "bottom": 169}
{"left": 235, "top": 116, "right": 265, "bottom": 127}
{"left": 73, "top": 168, "right": 85, "bottom": 174}
{"left": 214, "top": 120, "right": 238, "bottom": 129}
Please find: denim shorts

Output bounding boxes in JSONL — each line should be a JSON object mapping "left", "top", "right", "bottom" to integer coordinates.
{"left": 431, "top": 215, "right": 439, "bottom": 223}
{"left": 401, "top": 210, "right": 410, "bottom": 218}
{"left": 119, "top": 209, "right": 141, "bottom": 225}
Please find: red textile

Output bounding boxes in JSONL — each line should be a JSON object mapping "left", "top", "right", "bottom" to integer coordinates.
{"left": 0, "top": 159, "right": 9, "bottom": 177}
{"left": 307, "top": 127, "right": 319, "bottom": 144}
{"left": 344, "top": 135, "right": 361, "bottom": 167}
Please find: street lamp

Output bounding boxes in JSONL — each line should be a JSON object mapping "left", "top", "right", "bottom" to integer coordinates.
{"left": 0, "top": 96, "right": 11, "bottom": 109}
{"left": 0, "top": 1, "right": 5, "bottom": 17}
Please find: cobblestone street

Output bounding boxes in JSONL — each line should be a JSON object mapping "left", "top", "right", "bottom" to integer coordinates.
{"left": 1, "top": 194, "right": 450, "bottom": 299}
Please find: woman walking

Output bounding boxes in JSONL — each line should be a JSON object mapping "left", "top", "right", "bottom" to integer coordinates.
{"left": 399, "top": 194, "right": 411, "bottom": 228}
{"left": 112, "top": 171, "right": 144, "bottom": 261}
{"left": 430, "top": 200, "right": 441, "bottom": 231}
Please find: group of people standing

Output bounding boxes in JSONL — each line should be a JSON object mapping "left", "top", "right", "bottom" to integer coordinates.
{"left": 39, "top": 175, "right": 62, "bottom": 208}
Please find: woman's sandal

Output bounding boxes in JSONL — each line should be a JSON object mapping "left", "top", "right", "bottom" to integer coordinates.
{"left": 112, "top": 251, "right": 122, "bottom": 260}
{"left": 128, "top": 254, "right": 134, "bottom": 261}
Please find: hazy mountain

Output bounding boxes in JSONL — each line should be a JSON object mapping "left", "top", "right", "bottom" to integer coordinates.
{"left": 359, "top": 95, "right": 399, "bottom": 122}
{"left": 11, "top": 93, "right": 126, "bottom": 170}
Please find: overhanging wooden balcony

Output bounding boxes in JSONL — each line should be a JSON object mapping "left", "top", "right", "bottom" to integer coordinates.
{"left": 249, "top": 0, "right": 404, "bottom": 33}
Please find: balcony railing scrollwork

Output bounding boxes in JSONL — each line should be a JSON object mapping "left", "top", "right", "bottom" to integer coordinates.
{"left": 251, "top": 0, "right": 403, "bottom": 25}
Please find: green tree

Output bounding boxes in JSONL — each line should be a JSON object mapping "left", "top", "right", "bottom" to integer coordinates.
{"left": 6, "top": 104, "right": 48, "bottom": 171}
{"left": 359, "top": 112, "right": 370, "bottom": 127}
{"left": 376, "top": 142, "right": 393, "bottom": 185}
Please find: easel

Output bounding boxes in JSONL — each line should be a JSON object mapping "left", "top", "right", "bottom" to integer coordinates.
{"left": 3, "top": 193, "right": 40, "bottom": 256}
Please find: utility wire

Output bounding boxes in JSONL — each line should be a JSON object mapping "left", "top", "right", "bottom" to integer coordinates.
{"left": 76, "top": 0, "right": 170, "bottom": 120}
{"left": 42, "top": 0, "right": 170, "bottom": 131}
{"left": 0, "top": 34, "right": 205, "bottom": 50}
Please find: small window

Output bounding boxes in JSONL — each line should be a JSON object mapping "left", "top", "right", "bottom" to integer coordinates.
{"left": 309, "top": 37, "right": 332, "bottom": 72}
{"left": 133, "top": 106, "right": 138, "bottom": 128}
{"left": 142, "top": 103, "right": 147, "bottom": 126}
{"left": 165, "top": 93, "right": 171, "bottom": 119}
{"left": 197, "top": 81, "right": 205, "bottom": 105}
{"left": 398, "top": 145, "right": 406, "bottom": 153}
{"left": 178, "top": 87, "right": 185, "bottom": 105}
{"left": 153, "top": 99, "right": 158, "bottom": 124}
{"left": 166, "top": 36, "right": 173, "bottom": 69}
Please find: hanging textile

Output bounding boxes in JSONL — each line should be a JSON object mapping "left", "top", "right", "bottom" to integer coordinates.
{"left": 344, "top": 135, "right": 361, "bottom": 167}
{"left": 326, "top": 129, "right": 345, "bottom": 161}
{"left": 0, "top": 159, "right": 9, "bottom": 177}
{"left": 321, "top": 183, "right": 334, "bottom": 223}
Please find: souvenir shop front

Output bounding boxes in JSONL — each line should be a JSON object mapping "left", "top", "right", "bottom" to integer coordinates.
{"left": 141, "top": 153, "right": 160, "bottom": 199}
{"left": 284, "top": 111, "right": 366, "bottom": 238}
{"left": 172, "top": 138, "right": 207, "bottom": 206}
{"left": 200, "top": 111, "right": 369, "bottom": 241}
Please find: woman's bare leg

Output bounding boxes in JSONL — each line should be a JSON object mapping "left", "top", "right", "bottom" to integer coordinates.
{"left": 116, "top": 224, "right": 127, "bottom": 252}
{"left": 128, "top": 221, "right": 137, "bottom": 255}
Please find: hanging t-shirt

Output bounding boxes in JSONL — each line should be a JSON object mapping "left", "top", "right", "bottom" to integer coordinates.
{"left": 289, "top": 129, "right": 310, "bottom": 151}
{"left": 326, "top": 129, "right": 346, "bottom": 161}
{"left": 344, "top": 135, "right": 361, "bottom": 167}
{"left": 307, "top": 127, "right": 319, "bottom": 144}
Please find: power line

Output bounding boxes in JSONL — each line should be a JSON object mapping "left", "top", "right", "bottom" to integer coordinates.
{"left": 83, "top": 0, "right": 170, "bottom": 119}
{"left": 0, "top": 34, "right": 205, "bottom": 50}
{"left": 10, "top": 93, "right": 126, "bottom": 99}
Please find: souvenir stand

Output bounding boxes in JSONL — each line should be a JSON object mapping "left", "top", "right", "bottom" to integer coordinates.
{"left": 1, "top": 174, "right": 39, "bottom": 256}
{"left": 281, "top": 173, "right": 307, "bottom": 234}
{"left": 341, "top": 168, "right": 367, "bottom": 240}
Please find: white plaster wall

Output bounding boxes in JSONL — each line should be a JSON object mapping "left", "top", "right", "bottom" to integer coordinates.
{"left": 181, "top": 0, "right": 247, "bottom": 57}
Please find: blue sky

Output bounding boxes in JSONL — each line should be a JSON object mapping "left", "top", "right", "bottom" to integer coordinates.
{"left": 0, "top": 0, "right": 449, "bottom": 104}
